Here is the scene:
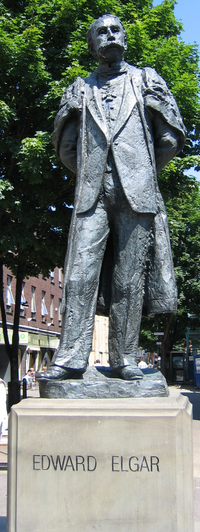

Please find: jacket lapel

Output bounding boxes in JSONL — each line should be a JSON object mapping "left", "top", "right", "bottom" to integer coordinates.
{"left": 112, "top": 74, "right": 137, "bottom": 139}
{"left": 85, "top": 74, "right": 109, "bottom": 140}
{"left": 85, "top": 70, "right": 137, "bottom": 140}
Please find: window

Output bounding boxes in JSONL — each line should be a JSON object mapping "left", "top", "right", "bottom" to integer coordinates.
{"left": 31, "top": 286, "right": 36, "bottom": 319}
{"left": 50, "top": 271, "right": 54, "bottom": 284}
{"left": 20, "top": 282, "right": 26, "bottom": 317}
{"left": 21, "top": 282, "right": 26, "bottom": 306}
{"left": 50, "top": 295, "right": 54, "bottom": 324}
{"left": 58, "top": 269, "right": 62, "bottom": 288}
{"left": 6, "top": 275, "right": 15, "bottom": 312}
{"left": 58, "top": 299, "right": 62, "bottom": 326}
{"left": 41, "top": 291, "right": 48, "bottom": 323}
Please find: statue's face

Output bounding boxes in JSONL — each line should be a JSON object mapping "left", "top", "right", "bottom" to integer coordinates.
{"left": 91, "top": 15, "right": 126, "bottom": 63}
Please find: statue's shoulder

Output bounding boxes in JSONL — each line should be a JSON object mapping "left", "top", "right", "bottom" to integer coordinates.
{"left": 60, "top": 72, "right": 98, "bottom": 106}
{"left": 127, "top": 64, "right": 155, "bottom": 89}
{"left": 141, "top": 66, "right": 168, "bottom": 90}
{"left": 127, "top": 63, "right": 166, "bottom": 87}
{"left": 126, "top": 63, "right": 142, "bottom": 81}
{"left": 83, "top": 70, "right": 98, "bottom": 88}
{"left": 142, "top": 66, "right": 160, "bottom": 78}
{"left": 127, "top": 63, "right": 142, "bottom": 74}
{"left": 60, "top": 76, "right": 85, "bottom": 107}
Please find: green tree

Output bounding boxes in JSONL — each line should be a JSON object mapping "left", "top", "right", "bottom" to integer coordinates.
{"left": 0, "top": 0, "right": 200, "bottom": 399}
{"left": 0, "top": 0, "right": 77, "bottom": 402}
{"left": 159, "top": 161, "right": 200, "bottom": 374}
{"left": 140, "top": 165, "right": 200, "bottom": 373}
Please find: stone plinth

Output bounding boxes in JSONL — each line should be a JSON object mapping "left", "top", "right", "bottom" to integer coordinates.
{"left": 7, "top": 395, "right": 193, "bottom": 532}
{"left": 38, "top": 366, "right": 169, "bottom": 398}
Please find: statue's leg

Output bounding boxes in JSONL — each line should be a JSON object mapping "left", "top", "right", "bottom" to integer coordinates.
{"left": 109, "top": 209, "right": 154, "bottom": 380}
{"left": 39, "top": 201, "right": 109, "bottom": 380}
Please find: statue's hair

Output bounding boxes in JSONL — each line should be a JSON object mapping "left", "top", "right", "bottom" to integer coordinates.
{"left": 86, "top": 14, "right": 127, "bottom": 55}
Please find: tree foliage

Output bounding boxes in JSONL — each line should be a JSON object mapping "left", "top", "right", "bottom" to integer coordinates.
{"left": 0, "top": 0, "right": 200, "bottom": 386}
{"left": 140, "top": 163, "right": 200, "bottom": 362}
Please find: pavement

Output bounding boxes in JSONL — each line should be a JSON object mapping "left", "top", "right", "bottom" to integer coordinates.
{"left": 0, "top": 382, "right": 200, "bottom": 532}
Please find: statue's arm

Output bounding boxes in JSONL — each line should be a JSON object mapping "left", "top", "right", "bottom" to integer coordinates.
{"left": 152, "top": 111, "right": 180, "bottom": 174}
{"left": 52, "top": 77, "right": 83, "bottom": 171}
{"left": 143, "top": 67, "right": 187, "bottom": 173}
{"left": 59, "top": 113, "right": 79, "bottom": 173}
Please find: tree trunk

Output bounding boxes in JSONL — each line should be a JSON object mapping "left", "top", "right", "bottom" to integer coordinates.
{"left": 161, "top": 343, "right": 167, "bottom": 377}
{"left": 8, "top": 380, "right": 21, "bottom": 412}
{"left": 161, "top": 313, "right": 174, "bottom": 377}
{"left": 0, "top": 259, "right": 24, "bottom": 408}
{"left": 8, "top": 263, "right": 24, "bottom": 408}
{"left": 0, "top": 259, "right": 12, "bottom": 359}
{"left": 11, "top": 263, "right": 24, "bottom": 381}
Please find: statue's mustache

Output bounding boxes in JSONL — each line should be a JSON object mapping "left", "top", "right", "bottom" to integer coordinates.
{"left": 99, "top": 42, "right": 123, "bottom": 49}
{"left": 98, "top": 42, "right": 124, "bottom": 56}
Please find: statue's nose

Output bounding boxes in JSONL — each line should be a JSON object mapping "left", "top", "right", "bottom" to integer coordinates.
{"left": 107, "top": 28, "right": 115, "bottom": 40}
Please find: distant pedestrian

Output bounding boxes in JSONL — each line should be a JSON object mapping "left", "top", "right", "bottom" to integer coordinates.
{"left": 138, "top": 358, "right": 148, "bottom": 369}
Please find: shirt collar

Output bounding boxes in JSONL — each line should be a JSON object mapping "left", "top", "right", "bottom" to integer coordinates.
{"left": 97, "top": 60, "right": 128, "bottom": 79}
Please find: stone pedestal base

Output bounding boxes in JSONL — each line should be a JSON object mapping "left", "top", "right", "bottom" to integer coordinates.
{"left": 38, "top": 366, "right": 169, "bottom": 398}
{"left": 7, "top": 395, "right": 193, "bottom": 532}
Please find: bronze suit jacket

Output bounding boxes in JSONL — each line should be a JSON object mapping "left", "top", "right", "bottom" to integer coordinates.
{"left": 52, "top": 64, "right": 187, "bottom": 315}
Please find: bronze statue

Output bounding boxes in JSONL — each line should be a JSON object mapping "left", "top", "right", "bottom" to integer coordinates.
{"left": 38, "top": 14, "right": 186, "bottom": 382}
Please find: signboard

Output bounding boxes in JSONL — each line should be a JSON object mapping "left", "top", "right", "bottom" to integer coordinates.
{"left": 40, "top": 335, "right": 49, "bottom": 348}
{"left": 0, "top": 328, "right": 28, "bottom": 345}
{"left": 19, "top": 331, "right": 28, "bottom": 345}
{"left": 49, "top": 337, "right": 59, "bottom": 349}
{"left": 0, "top": 328, "right": 12, "bottom": 344}
{"left": 195, "top": 357, "right": 200, "bottom": 374}
{"left": 28, "top": 333, "right": 40, "bottom": 347}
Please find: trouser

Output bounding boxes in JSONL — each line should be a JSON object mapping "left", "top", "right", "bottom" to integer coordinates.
{"left": 52, "top": 167, "right": 154, "bottom": 371}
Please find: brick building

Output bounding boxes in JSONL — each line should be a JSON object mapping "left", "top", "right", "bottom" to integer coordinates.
{"left": 0, "top": 266, "right": 109, "bottom": 382}
{"left": 0, "top": 266, "right": 63, "bottom": 382}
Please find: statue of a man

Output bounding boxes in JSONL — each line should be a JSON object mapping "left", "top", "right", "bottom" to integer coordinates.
{"left": 38, "top": 14, "right": 186, "bottom": 381}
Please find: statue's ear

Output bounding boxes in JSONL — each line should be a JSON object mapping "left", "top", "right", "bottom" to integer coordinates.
{"left": 88, "top": 42, "right": 97, "bottom": 56}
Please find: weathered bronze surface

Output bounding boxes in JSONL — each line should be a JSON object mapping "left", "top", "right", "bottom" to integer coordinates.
{"left": 37, "top": 15, "right": 186, "bottom": 393}
{"left": 38, "top": 367, "right": 169, "bottom": 398}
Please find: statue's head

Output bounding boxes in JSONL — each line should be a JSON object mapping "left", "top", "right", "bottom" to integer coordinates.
{"left": 86, "top": 14, "right": 127, "bottom": 64}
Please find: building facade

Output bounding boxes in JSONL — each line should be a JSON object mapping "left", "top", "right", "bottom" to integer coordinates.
{"left": 0, "top": 266, "right": 109, "bottom": 382}
{"left": 0, "top": 266, "right": 63, "bottom": 382}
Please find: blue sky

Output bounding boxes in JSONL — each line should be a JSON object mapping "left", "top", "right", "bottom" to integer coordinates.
{"left": 153, "top": 0, "right": 200, "bottom": 49}
{"left": 153, "top": 0, "right": 200, "bottom": 181}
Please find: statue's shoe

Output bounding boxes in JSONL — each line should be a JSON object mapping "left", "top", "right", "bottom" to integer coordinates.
{"left": 36, "top": 365, "right": 83, "bottom": 381}
{"left": 116, "top": 365, "right": 144, "bottom": 380}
